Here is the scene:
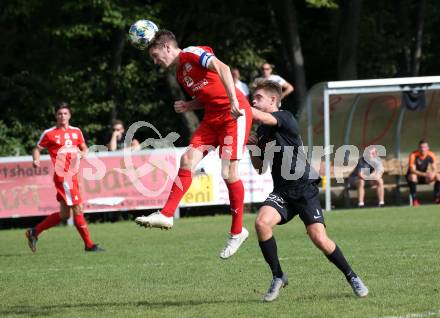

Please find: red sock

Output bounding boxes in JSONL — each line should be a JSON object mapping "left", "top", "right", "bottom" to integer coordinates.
{"left": 227, "top": 180, "right": 244, "bottom": 235}
{"left": 73, "top": 214, "right": 94, "bottom": 249}
{"left": 161, "top": 168, "right": 193, "bottom": 217}
{"left": 35, "top": 212, "right": 61, "bottom": 236}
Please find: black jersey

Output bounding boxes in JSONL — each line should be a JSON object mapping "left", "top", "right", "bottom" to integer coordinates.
{"left": 408, "top": 150, "right": 436, "bottom": 173}
{"left": 256, "top": 110, "right": 318, "bottom": 193}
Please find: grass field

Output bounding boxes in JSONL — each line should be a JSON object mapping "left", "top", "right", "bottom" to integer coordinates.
{"left": 0, "top": 206, "right": 439, "bottom": 318}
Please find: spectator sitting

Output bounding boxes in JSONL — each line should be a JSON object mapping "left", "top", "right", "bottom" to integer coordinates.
{"left": 348, "top": 147, "right": 385, "bottom": 208}
{"left": 407, "top": 139, "right": 440, "bottom": 207}
{"left": 252, "top": 62, "right": 294, "bottom": 100}
{"left": 107, "top": 119, "right": 140, "bottom": 151}
{"left": 232, "top": 68, "right": 250, "bottom": 97}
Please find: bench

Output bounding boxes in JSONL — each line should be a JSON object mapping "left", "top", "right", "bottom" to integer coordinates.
{"left": 324, "top": 158, "right": 440, "bottom": 207}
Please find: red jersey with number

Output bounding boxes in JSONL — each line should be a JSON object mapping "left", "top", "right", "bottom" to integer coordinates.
{"left": 176, "top": 46, "right": 249, "bottom": 113}
{"left": 37, "top": 126, "right": 85, "bottom": 182}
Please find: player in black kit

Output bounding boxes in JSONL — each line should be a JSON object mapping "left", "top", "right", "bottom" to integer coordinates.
{"left": 248, "top": 80, "right": 368, "bottom": 302}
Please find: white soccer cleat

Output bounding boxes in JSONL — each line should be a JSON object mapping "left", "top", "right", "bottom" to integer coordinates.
{"left": 348, "top": 276, "right": 369, "bottom": 297}
{"left": 219, "top": 227, "right": 249, "bottom": 259}
{"left": 135, "top": 211, "right": 173, "bottom": 230}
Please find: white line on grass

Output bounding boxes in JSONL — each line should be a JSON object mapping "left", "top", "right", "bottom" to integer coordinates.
{"left": 378, "top": 309, "right": 440, "bottom": 318}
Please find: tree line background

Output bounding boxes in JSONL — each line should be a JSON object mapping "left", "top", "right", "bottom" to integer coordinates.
{"left": 1, "top": 0, "right": 439, "bottom": 156}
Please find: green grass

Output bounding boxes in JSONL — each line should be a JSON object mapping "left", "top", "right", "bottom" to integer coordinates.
{"left": 1, "top": 206, "right": 439, "bottom": 318}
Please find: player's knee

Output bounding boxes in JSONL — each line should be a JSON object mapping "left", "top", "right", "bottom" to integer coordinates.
{"left": 308, "top": 230, "right": 327, "bottom": 249}
{"left": 180, "top": 154, "right": 192, "bottom": 169}
{"left": 255, "top": 217, "right": 270, "bottom": 234}
{"left": 408, "top": 174, "right": 417, "bottom": 182}
{"left": 73, "top": 207, "right": 83, "bottom": 215}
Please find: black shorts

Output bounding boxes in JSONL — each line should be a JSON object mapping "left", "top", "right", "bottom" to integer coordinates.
{"left": 262, "top": 183, "right": 325, "bottom": 226}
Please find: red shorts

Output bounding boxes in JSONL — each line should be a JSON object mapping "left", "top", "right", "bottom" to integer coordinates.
{"left": 54, "top": 178, "right": 82, "bottom": 206}
{"left": 190, "top": 103, "right": 252, "bottom": 160}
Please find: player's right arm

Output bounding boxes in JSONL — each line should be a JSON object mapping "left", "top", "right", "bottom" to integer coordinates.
{"left": 33, "top": 130, "right": 49, "bottom": 168}
{"left": 107, "top": 131, "right": 119, "bottom": 151}
{"left": 32, "top": 146, "right": 43, "bottom": 168}
{"left": 174, "top": 99, "right": 203, "bottom": 113}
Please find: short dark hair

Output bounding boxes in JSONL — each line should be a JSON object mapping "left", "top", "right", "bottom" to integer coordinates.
{"left": 419, "top": 139, "right": 428, "bottom": 145}
{"left": 111, "top": 119, "right": 124, "bottom": 128}
{"left": 254, "top": 80, "right": 282, "bottom": 103}
{"left": 56, "top": 102, "right": 71, "bottom": 114}
{"left": 148, "top": 29, "right": 178, "bottom": 50}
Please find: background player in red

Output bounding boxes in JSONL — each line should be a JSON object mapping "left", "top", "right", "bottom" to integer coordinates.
{"left": 25, "top": 103, "right": 104, "bottom": 253}
{"left": 135, "top": 30, "right": 252, "bottom": 259}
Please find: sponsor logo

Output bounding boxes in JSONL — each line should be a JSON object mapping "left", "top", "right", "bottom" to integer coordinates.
{"left": 313, "top": 208, "right": 322, "bottom": 219}
{"left": 191, "top": 79, "right": 208, "bottom": 92}
{"left": 184, "top": 76, "right": 194, "bottom": 87}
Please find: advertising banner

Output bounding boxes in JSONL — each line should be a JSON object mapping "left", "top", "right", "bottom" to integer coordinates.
{"left": 0, "top": 148, "right": 272, "bottom": 218}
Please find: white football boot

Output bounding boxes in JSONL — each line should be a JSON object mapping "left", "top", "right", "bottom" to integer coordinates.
{"left": 219, "top": 227, "right": 249, "bottom": 259}
{"left": 348, "top": 276, "right": 369, "bottom": 297}
{"left": 264, "top": 274, "right": 289, "bottom": 302}
{"left": 135, "top": 211, "right": 173, "bottom": 230}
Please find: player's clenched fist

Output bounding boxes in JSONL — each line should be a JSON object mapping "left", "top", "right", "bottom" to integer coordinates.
{"left": 174, "top": 100, "right": 190, "bottom": 113}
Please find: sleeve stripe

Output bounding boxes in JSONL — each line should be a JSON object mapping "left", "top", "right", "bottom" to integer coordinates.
{"left": 37, "top": 127, "right": 55, "bottom": 147}
{"left": 199, "top": 52, "right": 213, "bottom": 68}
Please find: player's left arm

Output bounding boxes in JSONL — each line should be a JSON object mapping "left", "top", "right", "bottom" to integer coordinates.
{"left": 247, "top": 135, "right": 264, "bottom": 174}
{"left": 281, "top": 81, "right": 294, "bottom": 100}
{"left": 427, "top": 153, "right": 437, "bottom": 180}
{"left": 207, "top": 57, "right": 243, "bottom": 118}
{"left": 78, "top": 142, "right": 88, "bottom": 159}
{"left": 430, "top": 153, "right": 437, "bottom": 173}
{"left": 251, "top": 107, "right": 278, "bottom": 126}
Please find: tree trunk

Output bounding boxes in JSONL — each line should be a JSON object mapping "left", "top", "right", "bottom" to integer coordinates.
{"left": 337, "top": 0, "right": 363, "bottom": 80}
{"left": 396, "top": 0, "right": 413, "bottom": 76}
{"left": 411, "top": 0, "right": 426, "bottom": 76}
{"left": 270, "top": 0, "right": 307, "bottom": 107}
{"left": 109, "top": 28, "right": 126, "bottom": 122}
{"left": 165, "top": 72, "right": 199, "bottom": 135}
{"left": 396, "top": 0, "right": 426, "bottom": 77}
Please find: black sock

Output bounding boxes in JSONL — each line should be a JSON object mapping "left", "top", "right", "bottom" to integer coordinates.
{"left": 259, "top": 236, "right": 283, "bottom": 278}
{"left": 408, "top": 181, "right": 417, "bottom": 199}
{"left": 434, "top": 181, "right": 440, "bottom": 199}
{"left": 326, "top": 245, "right": 356, "bottom": 281}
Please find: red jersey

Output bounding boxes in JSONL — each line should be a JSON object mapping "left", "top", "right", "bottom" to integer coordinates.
{"left": 176, "top": 46, "right": 248, "bottom": 113}
{"left": 37, "top": 126, "right": 85, "bottom": 181}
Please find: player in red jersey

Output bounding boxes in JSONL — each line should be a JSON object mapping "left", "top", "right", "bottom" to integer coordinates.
{"left": 135, "top": 30, "right": 252, "bottom": 259}
{"left": 25, "top": 103, "right": 104, "bottom": 253}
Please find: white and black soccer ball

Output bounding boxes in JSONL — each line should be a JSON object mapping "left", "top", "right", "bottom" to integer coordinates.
{"left": 128, "top": 20, "right": 159, "bottom": 50}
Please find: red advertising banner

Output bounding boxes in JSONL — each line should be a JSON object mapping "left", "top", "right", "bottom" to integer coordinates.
{"left": 0, "top": 148, "right": 273, "bottom": 219}
{"left": 0, "top": 150, "right": 179, "bottom": 218}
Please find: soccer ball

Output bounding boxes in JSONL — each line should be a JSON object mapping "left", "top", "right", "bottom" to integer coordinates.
{"left": 128, "top": 20, "right": 159, "bottom": 50}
